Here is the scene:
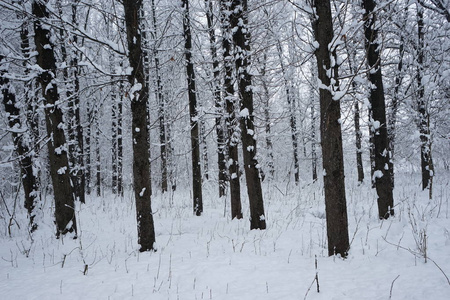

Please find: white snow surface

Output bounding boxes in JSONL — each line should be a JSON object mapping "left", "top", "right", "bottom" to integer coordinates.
{"left": 1, "top": 173, "right": 449, "bottom": 300}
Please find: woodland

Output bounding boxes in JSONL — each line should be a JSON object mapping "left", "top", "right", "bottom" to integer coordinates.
{"left": 0, "top": 0, "right": 449, "bottom": 299}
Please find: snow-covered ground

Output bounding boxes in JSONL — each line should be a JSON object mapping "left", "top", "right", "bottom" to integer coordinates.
{"left": 1, "top": 172, "right": 449, "bottom": 300}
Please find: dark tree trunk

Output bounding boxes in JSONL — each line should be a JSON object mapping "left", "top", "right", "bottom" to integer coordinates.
{"left": 312, "top": 0, "right": 349, "bottom": 257}
{"left": 182, "top": 0, "right": 203, "bottom": 216}
{"left": 220, "top": 0, "right": 242, "bottom": 220}
{"left": 206, "top": 0, "right": 227, "bottom": 197}
{"left": 355, "top": 101, "right": 364, "bottom": 183}
{"left": 416, "top": 5, "right": 434, "bottom": 194}
{"left": 95, "top": 110, "right": 101, "bottom": 197}
{"left": 230, "top": 0, "right": 265, "bottom": 229}
{"left": 85, "top": 105, "right": 91, "bottom": 195}
{"left": 150, "top": 0, "right": 168, "bottom": 194}
{"left": 123, "top": 0, "right": 156, "bottom": 251}
{"left": 117, "top": 82, "right": 124, "bottom": 197}
{"left": 1, "top": 54, "right": 39, "bottom": 232}
{"left": 58, "top": 2, "right": 85, "bottom": 204}
{"left": 363, "top": 0, "right": 394, "bottom": 219}
{"left": 111, "top": 83, "right": 118, "bottom": 194}
{"left": 71, "top": 3, "right": 85, "bottom": 204}
{"left": 32, "top": 0, "right": 77, "bottom": 237}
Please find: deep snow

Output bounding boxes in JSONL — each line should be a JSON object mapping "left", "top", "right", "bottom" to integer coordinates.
{"left": 1, "top": 172, "right": 449, "bottom": 300}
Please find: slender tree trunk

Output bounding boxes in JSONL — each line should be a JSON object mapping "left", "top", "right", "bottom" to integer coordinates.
{"left": 230, "top": 0, "right": 265, "bottom": 229}
{"left": 346, "top": 48, "right": 364, "bottom": 184}
{"left": 416, "top": 5, "right": 434, "bottom": 195}
{"left": 312, "top": 0, "right": 349, "bottom": 257}
{"left": 150, "top": 0, "right": 168, "bottom": 194}
{"left": 182, "top": 0, "right": 203, "bottom": 216}
{"left": 85, "top": 105, "right": 91, "bottom": 195}
{"left": 354, "top": 101, "right": 364, "bottom": 183}
{"left": 95, "top": 110, "right": 101, "bottom": 197}
{"left": 220, "top": 0, "right": 242, "bottom": 220}
{"left": 200, "top": 108, "right": 210, "bottom": 180}
{"left": 206, "top": 0, "right": 227, "bottom": 197}
{"left": 1, "top": 54, "right": 39, "bottom": 232}
{"left": 32, "top": 0, "right": 77, "bottom": 237}
{"left": 117, "top": 81, "right": 124, "bottom": 197}
{"left": 388, "top": 22, "right": 405, "bottom": 189}
{"left": 58, "top": 2, "right": 85, "bottom": 204}
{"left": 363, "top": 0, "right": 394, "bottom": 219}
{"left": 260, "top": 52, "right": 274, "bottom": 180}
{"left": 276, "top": 41, "right": 299, "bottom": 184}
{"left": 123, "top": 0, "right": 156, "bottom": 251}
{"left": 111, "top": 84, "right": 118, "bottom": 194}
{"left": 71, "top": 3, "right": 85, "bottom": 204}
{"left": 309, "top": 63, "right": 318, "bottom": 182}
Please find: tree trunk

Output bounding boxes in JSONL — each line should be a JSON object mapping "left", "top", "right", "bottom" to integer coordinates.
{"left": 312, "top": 0, "right": 349, "bottom": 257}
{"left": 276, "top": 41, "right": 299, "bottom": 184}
{"left": 388, "top": 18, "right": 405, "bottom": 189}
{"left": 220, "top": 0, "right": 243, "bottom": 220}
{"left": 150, "top": 0, "right": 168, "bottom": 194}
{"left": 117, "top": 81, "right": 124, "bottom": 197}
{"left": 32, "top": 0, "right": 77, "bottom": 237}
{"left": 260, "top": 52, "right": 274, "bottom": 180}
{"left": 182, "top": 0, "right": 203, "bottom": 216}
{"left": 230, "top": 0, "right": 265, "bottom": 229}
{"left": 346, "top": 47, "right": 364, "bottom": 184}
{"left": 1, "top": 54, "right": 39, "bottom": 232}
{"left": 123, "top": 0, "right": 156, "bottom": 251}
{"left": 309, "top": 63, "right": 318, "bottom": 182}
{"left": 95, "top": 109, "right": 101, "bottom": 197}
{"left": 85, "top": 105, "right": 91, "bottom": 195}
{"left": 363, "top": 0, "right": 394, "bottom": 219}
{"left": 58, "top": 2, "right": 85, "bottom": 204}
{"left": 206, "top": 0, "right": 227, "bottom": 197}
{"left": 416, "top": 5, "right": 434, "bottom": 195}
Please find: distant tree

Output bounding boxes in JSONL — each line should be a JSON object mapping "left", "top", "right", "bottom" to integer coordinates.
{"left": 311, "top": 0, "right": 349, "bottom": 257}
{"left": 182, "top": 0, "right": 203, "bottom": 216}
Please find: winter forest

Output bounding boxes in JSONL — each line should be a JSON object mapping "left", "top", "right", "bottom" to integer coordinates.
{"left": 0, "top": 0, "right": 449, "bottom": 299}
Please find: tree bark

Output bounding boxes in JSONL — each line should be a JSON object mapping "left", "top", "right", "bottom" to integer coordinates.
{"left": 123, "top": 0, "right": 156, "bottom": 251}
{"left": 363, "top": 0, "right": 394, "bottom": 219}
{"left": 260, "top": 52, "right": 274, "bottom": 180}
{"left": 1, "top": 54, "right": 39, "bottom": 232}
{"left": 206, "top": 0, "right": 227, "bottom": 196}
{"left": 182, "top": 0, "right": 203, "bottom": 216}
{"left": 416, "top": 5, "right": 434, "bottom": 194}
{"left": 150, "top": 0, "right": 168, "bottom": 194}
{"left": 220, "top": 0, "right": 243, "bottom": 220}
{"left": 312, "top": 0, "right": 349, "bottom": 257}
{"left": 230, "top": 0, "right": 265, "bottom": 229}
{"left": 309, "top": 63, "right": 318, "bottom": 182}
{"left": 32, "top": 0, "right": 77, "bottom": 237}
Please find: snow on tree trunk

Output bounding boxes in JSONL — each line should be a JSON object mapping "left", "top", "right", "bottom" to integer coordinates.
{"left": 312, "top": 0, "right": 349, "bottom": 257}
{"left": 363, "top": 0, "right": 394, "bottom": 219}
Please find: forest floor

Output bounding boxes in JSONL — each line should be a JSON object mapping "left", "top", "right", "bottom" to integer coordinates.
{"left": 1, "top": 172, "right": 449, "bottom": 300}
